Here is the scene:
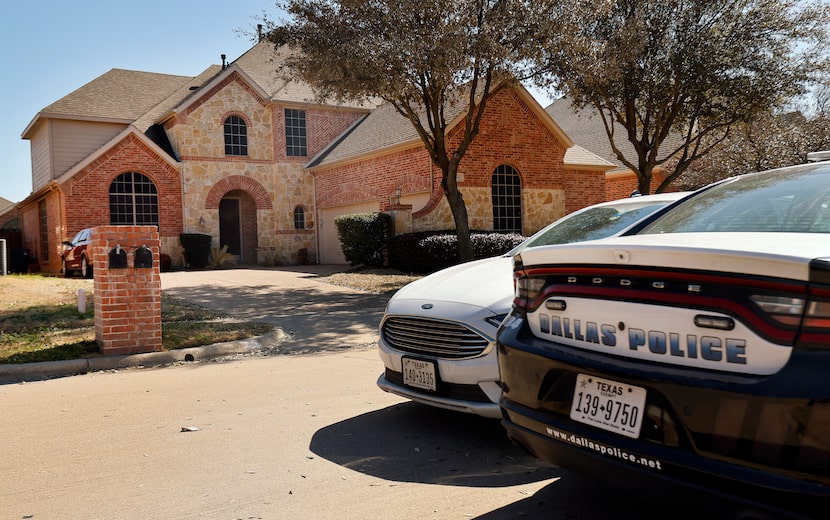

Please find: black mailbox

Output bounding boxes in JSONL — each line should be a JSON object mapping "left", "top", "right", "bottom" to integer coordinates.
{"left": 109, "top": 245, "right": 128, "bottom": 269}
{"left": 134, "top": 245, "right": 153, "bottom": 268}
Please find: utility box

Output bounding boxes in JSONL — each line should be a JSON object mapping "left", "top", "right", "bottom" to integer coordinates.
{"left": 91, "top": 226, "right": 162, "bottom": 355}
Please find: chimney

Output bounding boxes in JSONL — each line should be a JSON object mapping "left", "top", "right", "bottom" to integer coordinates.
{"left": 257, "top": 24, "right": 263, "bottom": 41}
{"left": 221, "top": 54, "right": 227, "bottom": 69}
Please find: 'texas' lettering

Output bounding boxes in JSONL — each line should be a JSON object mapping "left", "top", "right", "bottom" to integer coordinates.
{"left": 538, "top": 314, "right": 747, "bottom": 365}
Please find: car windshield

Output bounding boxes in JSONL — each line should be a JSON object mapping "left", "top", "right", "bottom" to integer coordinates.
{"left": 510, "top": 200, "right": 673, "bottom": 255}
{"left": 640, "top": 163, "right": 830, "bottom": 234}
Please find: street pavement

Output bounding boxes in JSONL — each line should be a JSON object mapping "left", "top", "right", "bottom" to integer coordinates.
{"left": 0, "top": 265, "right": 390, "bottom": 384}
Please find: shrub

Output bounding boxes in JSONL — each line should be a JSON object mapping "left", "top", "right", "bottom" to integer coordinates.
{"left": 388, "top": 231, "right": 525, "bottom": 273}
{"left": 209, "top": 244, "right": 237, "bottom": 269}
{"left": 335, "top": 213, "right": 392, "bottom": 267}
{"left": 179, "top": 233, "right": 212, "bottom": 268}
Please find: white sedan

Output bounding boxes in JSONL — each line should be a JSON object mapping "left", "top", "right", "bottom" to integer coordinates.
{"left": 376, "top": 191, "right": 689, "bottom": 418}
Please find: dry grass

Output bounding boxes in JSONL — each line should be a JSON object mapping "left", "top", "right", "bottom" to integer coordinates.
{"left": 320, "top": 267, "right": 421, "bottom": 294}
{"left": 0, "top": 274, "right": 272, "bottom": 364}
{"left": 0, "top": 269, "right": 420, "bottom": 364}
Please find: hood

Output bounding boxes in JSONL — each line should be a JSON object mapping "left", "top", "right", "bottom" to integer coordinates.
{"left": 391, "top": 256, "right": 515, "bottom": 314}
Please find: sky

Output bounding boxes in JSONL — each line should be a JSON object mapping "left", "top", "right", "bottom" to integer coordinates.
{"left": 0, "top": 1, "right": 553, "bottom": 204}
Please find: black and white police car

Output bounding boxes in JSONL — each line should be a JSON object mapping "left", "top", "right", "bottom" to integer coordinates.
{"left": 497, "top": 160, "right": 830, "bottom": 518}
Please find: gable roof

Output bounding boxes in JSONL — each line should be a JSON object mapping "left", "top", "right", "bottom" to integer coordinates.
{"left": 169, "top": 41, "right": 376, "bottom": 118}
{"left": 306, "top": 82, "right": 602, "bottom": 170}
{"left": 0, "top": 196, "right": 14, "bottom": 213}
{"left": 22, "top": 69, "right": 195, "bottom": 138}
{"left": 545, "top": 97, "right": 684, "bottom": 172}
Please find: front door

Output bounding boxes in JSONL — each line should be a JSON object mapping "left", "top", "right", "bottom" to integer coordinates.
{"left": 219, "top": 198, "right": 241, "bottom": 256}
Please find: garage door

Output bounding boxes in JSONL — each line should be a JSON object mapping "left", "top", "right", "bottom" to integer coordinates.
{"left": 319, "top": 202, "right": 379, "bottom": 264}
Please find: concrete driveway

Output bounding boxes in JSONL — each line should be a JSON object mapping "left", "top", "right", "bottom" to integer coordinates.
{"left": 160, "top": 266, "right": 391, "bottom": 355}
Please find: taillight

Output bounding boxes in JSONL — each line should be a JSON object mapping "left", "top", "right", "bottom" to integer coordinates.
{"left": 513, "top": 253, "right": 545, "bottom": 308}
{"left": 804, "top": 297, "right": 830, "bottom": 330}
{"left": 515, "top": 276, "right": 544, "bottom": 302}
{"left": 750, "top": 295, "right": 805, "bottom": 327}
{"left": 800, "top": 259, "right": 830, "bottom": 348}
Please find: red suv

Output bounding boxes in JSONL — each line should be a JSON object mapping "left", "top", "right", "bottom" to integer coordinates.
{"left": 61, "top": 228, "right": 93, "bottom": 278}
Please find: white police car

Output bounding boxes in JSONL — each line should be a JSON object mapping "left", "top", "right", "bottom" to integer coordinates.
{"left": 376, "top": 191, "right": 689, "bottom": 418}
{"left": 498, "top": 161, "right": 830, "bottom": 518}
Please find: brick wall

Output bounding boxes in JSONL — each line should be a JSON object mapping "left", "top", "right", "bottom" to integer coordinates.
{"left": 605, "top": 168, "right": 676, "bottom": 201}
{"left": 313, "top": 86, "right": 601, "bottom": 236}
{"left": 65, "top": 133, "right": 183, "bottom": 263}
{"left": 91, "top": 225, "right": 162, "bottom": 355}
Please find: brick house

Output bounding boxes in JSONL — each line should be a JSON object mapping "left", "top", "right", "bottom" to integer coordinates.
{"left": 15, "top": 41, "right": 633, "bottom": 273}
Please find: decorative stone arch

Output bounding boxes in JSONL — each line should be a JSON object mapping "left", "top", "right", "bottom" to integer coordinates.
{"left": 317, "top": 182, "right": 377, "bottom": 209}
{"left": 221, "top": 110, "right": 253, "bottom": 127}
{"left": 205, "top": 175, "right": 272, "bottom": 210}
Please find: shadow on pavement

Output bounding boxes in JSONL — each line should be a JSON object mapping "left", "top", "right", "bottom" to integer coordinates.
{"left": 162, "top": 282, "right": 389, "bottom": 350}
{"left": 309, "top": 402, "right": 559, "bottom": 487}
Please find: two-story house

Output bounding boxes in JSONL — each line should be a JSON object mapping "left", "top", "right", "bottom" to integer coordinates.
{"left": 16, "top": 40, "right": 627, "bottom": 273}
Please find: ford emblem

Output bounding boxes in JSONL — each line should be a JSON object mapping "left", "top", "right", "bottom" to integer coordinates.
{"left": 421, "top": 304, "right": 434, "bottom": 310}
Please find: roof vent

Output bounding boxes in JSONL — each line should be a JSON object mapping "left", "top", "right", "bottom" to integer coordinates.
{"left": 807, "top": 151, "right": 830, "bottom": 162}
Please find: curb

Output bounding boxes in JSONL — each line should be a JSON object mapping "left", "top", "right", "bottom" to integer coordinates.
{"left": 0, "top": 329, "right": 288, "bottom": 385}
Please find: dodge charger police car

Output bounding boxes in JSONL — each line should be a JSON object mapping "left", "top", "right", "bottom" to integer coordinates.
{"left": 497, "top": 161, "right": 830, "bottom": 518}
{"left": 377, "top": 191, "right": 688, "bottom": 418}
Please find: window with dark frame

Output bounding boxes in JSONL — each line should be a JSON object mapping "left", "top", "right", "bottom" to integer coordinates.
{"left": 109, "top": 172, "right": 159, "bottom": 227}
{"left": 224, "top": 115, "right": 248, "bottom": 156}
{"left": 285, "top": 108, "right": 307, "bottom": 157}
{"left": 491, "top": 165, "right": 522, "bottom": 233}
{"left": 39, "top": 200, "right": 48, "bottom": 261}
{"left": 293, "top": 206, "right": 305, "bottom": 230}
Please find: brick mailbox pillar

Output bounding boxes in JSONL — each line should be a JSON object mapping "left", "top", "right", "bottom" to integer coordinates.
{"left": 91, "top": 225, "right": 162, "bottom": 355}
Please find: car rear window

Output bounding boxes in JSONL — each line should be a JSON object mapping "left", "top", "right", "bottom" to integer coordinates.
{"left": 640, "top": 165, "right": 830, "bottom": 234}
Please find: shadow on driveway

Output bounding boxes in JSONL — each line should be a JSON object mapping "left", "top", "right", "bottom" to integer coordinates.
{"left": 309, "top": 402, "right": 558, "bottom": 487}
{"left": 162, "top": 279, "right": 390, "bottom": 351}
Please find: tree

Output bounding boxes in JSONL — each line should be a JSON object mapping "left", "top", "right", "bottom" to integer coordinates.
{"left": 261, "top": 0, "right": 532, "bottom": 262}
{"left": 532, "top": 0, "right": 829, "bottom": 194}
{"left": 682, "top": 89, "right": 830, "bottom": 188}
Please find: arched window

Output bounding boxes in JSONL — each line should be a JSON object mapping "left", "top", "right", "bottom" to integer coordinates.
{"left": 293, "top": 206, "right": 306, "bottom": 230}
{"left": 491, "top": 165, "right": 522, "bottom": 233}
{"left": 109, "top": 172, "right": 159, "bottom": 226}
{"left": 224, "top": 115, "right": 248, "bottom": 156}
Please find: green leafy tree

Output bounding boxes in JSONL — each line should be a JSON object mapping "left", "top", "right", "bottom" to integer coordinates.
{"left": 533, "top": 0, "right": 829, "bottom": 193}
{"left": 262, "top": 0, "right": 532, "bottom": 261}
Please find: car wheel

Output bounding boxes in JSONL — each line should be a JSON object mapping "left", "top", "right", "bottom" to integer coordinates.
{"left": 81, "top": 256, "right": 92, "bottom": 279}
{"left": 62, "top": 258, "right": 74, "bottom": 278}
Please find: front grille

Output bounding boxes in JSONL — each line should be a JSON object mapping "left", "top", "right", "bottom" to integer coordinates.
{"left": 382, "top": 316, "right": 490, "bottom": 359}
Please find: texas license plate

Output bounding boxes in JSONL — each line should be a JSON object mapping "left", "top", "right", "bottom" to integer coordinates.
{"left": 569, "top": 374, "right": 646, "bottom": 439}
{"left": 402, "top": 357, "right": 437, "bottom": 391}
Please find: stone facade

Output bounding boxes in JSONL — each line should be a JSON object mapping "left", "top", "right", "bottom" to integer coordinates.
{"left": 163, "top": 71, "right": 363, "bottom": 266}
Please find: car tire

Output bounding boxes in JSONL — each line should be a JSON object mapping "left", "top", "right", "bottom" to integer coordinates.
{"left": 81, "top": 256, "right": 92, "bottom": 279}
{"left": 62, "top": 258, "right": 74, "bottom": 278}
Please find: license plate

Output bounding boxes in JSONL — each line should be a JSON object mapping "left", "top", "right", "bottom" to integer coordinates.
{"left": 402, "top": 357, "right": 437, "bottom": 392}
{"left": 569, "top": 374, "right": 646, "bottom": 439}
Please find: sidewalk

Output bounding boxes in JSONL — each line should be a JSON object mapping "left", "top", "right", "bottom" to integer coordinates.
{"left": 0, "top": 266, "right": 390, "bottom": 384}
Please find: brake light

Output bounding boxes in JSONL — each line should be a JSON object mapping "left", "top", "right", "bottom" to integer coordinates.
{"left": 515, "top": 276, "right": 545, "bottom": 303}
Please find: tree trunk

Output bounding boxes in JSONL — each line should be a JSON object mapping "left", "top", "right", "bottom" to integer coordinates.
{"left": 637, "top": 166, "right": 653, "bottom": 195}
{"left": 442, "top": 162, "right": 474, "bottom": 262}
